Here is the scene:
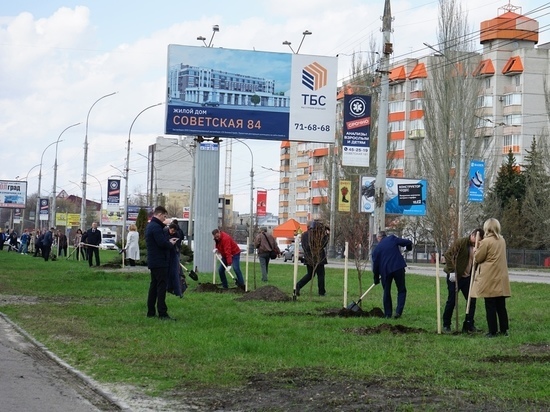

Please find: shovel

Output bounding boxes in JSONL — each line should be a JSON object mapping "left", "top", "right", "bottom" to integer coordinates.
{"left": 179, "top": 263, "right": 198, "bottom": 281}
{"left": 462, "top": 233, "right": 481, "bottom": 333}
{"left": 346, "top": 283, "right": 377, "bottom": 312}
{"left": 214, "top": 252, "right": 238, "bottom": 284}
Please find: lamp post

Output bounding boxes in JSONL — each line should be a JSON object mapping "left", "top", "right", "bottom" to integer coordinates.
{"left": 236, "top": 139, "right": 254, "bottom": 253}
{"left": 87, "top": 173, "right": 103, "bottom": 214}
{"left": 137, "top": 152, "right": 158, "bottom": 206}
{"left": 51, "top": 122, "right": 81, "bottom": 229}
{"left": 282, "top": 30, "right": 312, "bottom": 54}
{"left": 80, "top": 92, "right": 117, "bottom": 231}
{"left": 197, "top": 24, "right": 219, "bottom": 48}
{"left": 35, "top": 140, "right": 63, "bottom": 230}
{"left": 16, "top": 164, "right": 40, "bottom": 232}
{"left": 121, "top": 103, "right": 163, "bottom": 263}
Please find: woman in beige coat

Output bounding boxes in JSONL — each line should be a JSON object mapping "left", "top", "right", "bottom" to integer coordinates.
{"left": 471, "top": 218, "right": 511, "bottom": 337}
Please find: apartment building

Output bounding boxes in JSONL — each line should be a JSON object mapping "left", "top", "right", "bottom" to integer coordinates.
{"left": 278, "top": 4, "right": 549, "bottom": 222}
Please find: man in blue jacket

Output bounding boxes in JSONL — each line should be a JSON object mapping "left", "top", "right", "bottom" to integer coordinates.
{"left": 372, "top": 231, "right": 412, "bottom": 319}
{"left": 145, "top": 206, "right": 178, "bottom": 320}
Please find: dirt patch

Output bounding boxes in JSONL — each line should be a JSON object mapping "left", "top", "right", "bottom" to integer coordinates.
{"left": 193, "top": 282, "right": 245, "bottom": 294}
{"left": 483, "top": 354, "right": 550, "bottom": 363}
{"left": 344, "top": 323, "right": 427, "bottom": 335}
{"left": 519, "top": 343, "right": 550, "bottom": 354}
{"left": 236, "top": 285, "right": 291, "bottom": 302}
{"left": 322, "top": 307, "right": 385, "bottom": 317}
{"left": 0, "top": 294, "right": 39, "bottom": 305}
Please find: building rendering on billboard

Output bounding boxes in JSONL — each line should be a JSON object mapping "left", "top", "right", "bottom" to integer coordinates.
{"left": 0, "top": 180, "right": 27, "bottom": 209}
{"left": 360, "top": 176, "right": 427, "bottom": 216}
{"left": 165, "top": 45, "right": 337, "bottom": 143}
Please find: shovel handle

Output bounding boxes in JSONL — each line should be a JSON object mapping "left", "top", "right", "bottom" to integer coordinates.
{"left": 359, "top": 283, "right": 377, "bottom": 301}
{"left": 214, "top": 252, "right": 236, "bottom": 280}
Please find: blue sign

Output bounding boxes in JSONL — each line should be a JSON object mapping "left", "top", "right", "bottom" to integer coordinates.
{"left": 468, "top": 160, "right": 485, "bottom": 202}
{"left": 342, "top": 95, "right": 371, "bottom": 167}
{"left": 360, "top": 176, "right": 427, "bottom": 216}
{"left": 165, "top": 45, "right": 337, "bottom": 142}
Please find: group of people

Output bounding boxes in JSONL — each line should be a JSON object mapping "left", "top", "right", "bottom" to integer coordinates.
{"left": 371, "top": 218, "right": 510, "bottom": 338}
{"left": 1, "top": 227, "right": 67, "bottom": 261}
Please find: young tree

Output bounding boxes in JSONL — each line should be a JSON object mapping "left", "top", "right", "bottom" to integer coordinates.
{"left": 416, "top": 0, "right": 483, "bottom": 250}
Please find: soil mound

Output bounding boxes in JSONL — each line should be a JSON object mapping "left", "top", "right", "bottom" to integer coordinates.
{"left": 236, "top": 285, "right": 291, "bottom": 302}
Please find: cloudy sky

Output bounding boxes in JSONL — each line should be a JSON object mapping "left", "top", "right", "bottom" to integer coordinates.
{"left": 1, "top": 0, "right": 549, "bottom": 215}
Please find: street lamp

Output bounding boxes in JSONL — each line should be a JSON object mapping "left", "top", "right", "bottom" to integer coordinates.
{"left": 121, "top": 103, "right": 163, "bottom": 265}
{"left": 35, "top": 140, "right": 63, "bottom": 230}
{"left": 81, "top": 92, "right": 117, "bottom": 231}
{"left": 282, "top": 30, "right": 312, "bottom": 54}
{"left": 50, "top": 122, "right": 81, "bottom": 228}
{"left": 197, "top": 24, "right": 219, "bottom": 48}
{"left": 16, "top": 164, "right": 40, "bottom": 232}
{"left": 236, "top": 139, "right": 254, "bottom": 254}
{"left": 87, "top": 173, "right": 104, "bottom": 211}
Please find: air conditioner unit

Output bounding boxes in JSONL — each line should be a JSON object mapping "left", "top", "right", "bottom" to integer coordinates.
{"left": 408, "top": 129, "right": 425, "bottom": 140}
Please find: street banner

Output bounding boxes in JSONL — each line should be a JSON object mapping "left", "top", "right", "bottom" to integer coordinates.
{"left": 360, "top": 176, "right": 427, "bottom": 216}
{"left": 0, "top": 180, "right": 27, "bottom": 209}
{"left": 256, "top": 190, "right": 267, "bottom": 217}
{"left": 107, "top": 178, "right": 121, "bottom": 211}
{"left": 165, "top": 45, "right": 337, "bottom": 143}
{"left": 468, "top": 160, "right": 485, "bottom": 203}
{"left": 342, "top": 95, "right": 371, "bottom": 167}
{"left": 67, "top": 213, "right": 81, "bottom": 227}
{"left": 39, "top": 198, "right": 49, "bottom": 221}
{"left": 55, "top": 212, "right": 68, "bottom": 226}
{"left": 338, "top": 180, "right": 351, "bottom": 212}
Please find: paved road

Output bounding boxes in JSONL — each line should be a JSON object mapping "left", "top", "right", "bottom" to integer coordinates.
{"left": 0, "top": 313, "right": 129, "bottom": 412}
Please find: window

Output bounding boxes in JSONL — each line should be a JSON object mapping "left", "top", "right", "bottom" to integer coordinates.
{"left": 476, "top": 95, "right": 493, "bottom": 108}
{"left": 410, "top": 99, "right": 423, "bottom": 110}
{"left": 503, "top": 134, "right": 520, "bottom": 154}
{"left": 485, "top": 78, "right": 491, "bottom": 89}
{"left": 503, "top": 93, "right": 521, "bottom": 106}
{"left": 512, "top": 74, "right": 521, "bottom": 86}
{"left": 390, "top": 83, "right": 404, "bottom": 94}
{"left": 389, "top": 120, "right": 404, "bottom": 131}
{"left": 410, "top": 119, "right": 425, "bottom": 130}
{"left": 389, "top": 100, "right": 405, "bottom": 113}
{"left": 476, "top": 116, "right": 494, "bottom": 128}
{"left": 504, "top": 114, "right": 522, "bottom": 125}
{"left": 410, "top": 79, "right": 423, "bottom": 91}
{"left": 389, "top": 140, "right": 404, "bottom": 150}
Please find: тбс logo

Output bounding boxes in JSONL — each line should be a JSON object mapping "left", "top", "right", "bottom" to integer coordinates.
{"left": 302, "top": 62, "right": 328, "bottom": 91}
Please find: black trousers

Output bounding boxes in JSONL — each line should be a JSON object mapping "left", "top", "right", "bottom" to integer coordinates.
{"left": 443, "top": 275, "right": 476, "bottom": 328}
{"left": 88, "top": 247, "right": 100, "bottom": 266}
{"left": 296, "top": 264, "right": 326, "bottom": 296}
{"left": 484, "top": 297, "right": 509, "bottom": 335}
{"left": 147, "top": 267, "right": 169, "bottom": 317}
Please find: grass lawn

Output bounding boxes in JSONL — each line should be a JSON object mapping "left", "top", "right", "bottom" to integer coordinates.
{"left": 1, "top": 249, "right": 549, "bottom": 410}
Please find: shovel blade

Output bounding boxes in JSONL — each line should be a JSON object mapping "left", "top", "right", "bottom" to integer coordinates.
{"left": 346, "top": 300, "right": 361, "bottom": 312}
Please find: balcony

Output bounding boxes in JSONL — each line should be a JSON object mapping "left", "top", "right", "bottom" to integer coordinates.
{"left": 408, "top": 129, "right": 425, "bottom": 140}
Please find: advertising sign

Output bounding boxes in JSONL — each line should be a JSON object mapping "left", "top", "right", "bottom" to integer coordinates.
{"left": 342, "top": 95, "right": 371, "bottom": 167}
{"left": 39, "top": 198, "right": 49, "bottom": 221}
{"left": 165, "top": 45, "right": 337, "bottom": 143}
{"left": 107, "top": 178, "right": 121, "bottom": 211}
{"left": 0, "top": 180, "right": 27, "bottom": 209}
{"left": 360, "top": 176, "right": 427, "bottom": 216}
{"left": 256, "top": 190, "right": 267, "bottom": 217}
{"left": 468, "top": 160, "right": 485, "bottom": 203}
{"left": 338, "top": 180, "right": 351, "bottom": 212}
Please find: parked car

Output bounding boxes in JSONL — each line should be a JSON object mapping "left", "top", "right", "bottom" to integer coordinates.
{"left": 99, "top": 238, "right": 117, "bottom": 250}
{"left": 283, "top": 243, "right": 304, "bottom": 263}
{"left": 201, "top": 100, "right": 220, "bottom": 107}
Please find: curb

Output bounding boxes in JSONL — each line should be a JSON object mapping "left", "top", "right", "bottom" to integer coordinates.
{"left": 0, "top": 312, "right": 132, "bottom": 412}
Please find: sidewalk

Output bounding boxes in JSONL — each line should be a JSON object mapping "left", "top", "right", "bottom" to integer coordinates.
{"left": 0, "top": 312, "right": 130, "bottom": 412}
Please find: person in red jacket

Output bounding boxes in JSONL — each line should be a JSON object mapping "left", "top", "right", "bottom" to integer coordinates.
{"left": 212, "top": 229, "right": 245, "bottom": 289}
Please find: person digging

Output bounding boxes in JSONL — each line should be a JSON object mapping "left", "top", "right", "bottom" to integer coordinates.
{"left": 442, "top": 228, "right": 484, "bottom": 333}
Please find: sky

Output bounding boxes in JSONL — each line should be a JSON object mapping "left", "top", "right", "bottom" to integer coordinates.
{"left": 1, "top": 0, "right": 549, "bottom": 216}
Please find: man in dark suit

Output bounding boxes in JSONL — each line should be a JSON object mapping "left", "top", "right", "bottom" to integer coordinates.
{"left": 86, "top": 222, "right": 102, "bottom": 267}
{"left": 42, "top": 228, "right": 54, "bottom": 261}
{"left": 372, "top": 231, "right": 412, "bottom": 319}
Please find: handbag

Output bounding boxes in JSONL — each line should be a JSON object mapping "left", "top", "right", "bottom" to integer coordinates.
{"left": 263, "top": 232, "right": 278, "bottom": 259}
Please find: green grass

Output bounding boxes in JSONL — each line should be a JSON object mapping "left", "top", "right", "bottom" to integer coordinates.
{"left": 1, "top": 250, "right": 549, "bottom": 405}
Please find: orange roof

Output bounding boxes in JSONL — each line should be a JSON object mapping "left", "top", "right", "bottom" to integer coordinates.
{"left": 480, "top": 11, "right": 539, "bottom": 44}
{"left": 281, "top": 141, "right": 290, "bottom": 148}
{"left": 502, "top": 56, "right": 523, "bottom": 75}
{"left": 409, "top": 63, "right": 427, "bottom": 79}
{"left": 272, "top": 218, "right": 307, "bottom": 238}
{"left": 473, "top": 59, "right": 496, "bottom": 77}
{"left": 389, "top": 66, "right": 406, "bottom": 82}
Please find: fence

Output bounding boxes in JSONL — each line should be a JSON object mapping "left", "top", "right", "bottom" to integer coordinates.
{"left": 409, "top": 249, "right": 550, "bottom": 268}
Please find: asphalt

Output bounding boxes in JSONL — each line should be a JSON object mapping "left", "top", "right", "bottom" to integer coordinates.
{"left": 0, "top": 312, "right": 130, "bottom": 412}
{"left": 0, "top": 259, "right": 547, "bottom": 412}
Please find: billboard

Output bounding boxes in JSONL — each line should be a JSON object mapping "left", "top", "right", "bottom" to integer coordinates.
{"left": 0, "top": 180, "right": 27, "bottom": 209}
{"left": 39, "top": 198, "right": 49, "bottom": 221}
{"left": 342, "top": 95, "right": 371, "bottom": 167}
{"left": 256, "top": 190, "right": 267, "bottom": 217}
{"left": 360, "top": 176, "right": 427, "bottom": 216}
{"left": 338, "top": 180, "right": 351, "bottom": 212}
{"left": 165, "top": 45, "right": 337, "bottom": 142}
{"left": 107, "top": 178, "right": 121, "bottom": 211}
{"left": 468, "top": 160, "right": 485, "bottom": 203}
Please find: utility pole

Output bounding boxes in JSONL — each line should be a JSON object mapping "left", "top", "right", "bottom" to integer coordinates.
{"left": 373, "top": 0, "right": 393, "bottom": 236}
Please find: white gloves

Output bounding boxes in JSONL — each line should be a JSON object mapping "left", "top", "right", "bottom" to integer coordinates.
{"left": 213, "top": 248, "right": 218, "bottom": 254}
{"left": 448, "top": 272, "right": 456, "bottom": 282}
{"left": 226, "top": 265, "right": 232, "bottom": 272}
